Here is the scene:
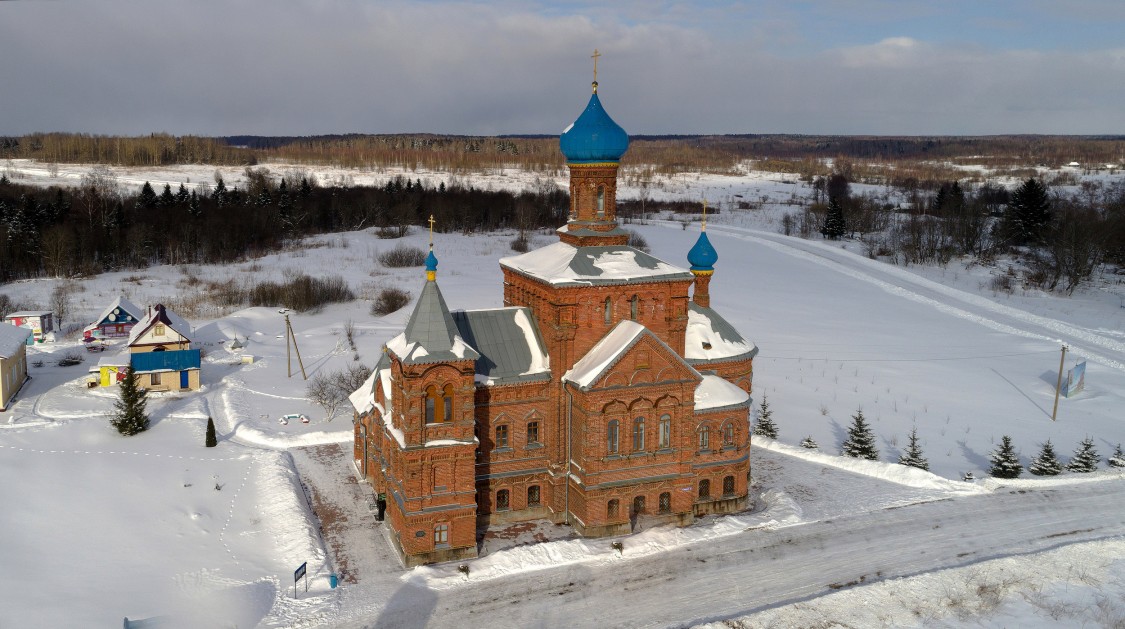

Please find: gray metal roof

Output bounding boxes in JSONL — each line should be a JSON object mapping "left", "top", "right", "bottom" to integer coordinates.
{"left": 452, "top": 308, "right": 551, "bottom": 385}
{"left": 396, "top": 280, "right": 480, "bottom": 365}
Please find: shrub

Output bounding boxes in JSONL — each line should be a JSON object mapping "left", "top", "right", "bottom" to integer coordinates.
{"left": 56, "top": 352, "right": 84, "bottom": 367}
{"left": 375, "top": 225, "right": 410, "bottom": 239}
{"left": 371, "top": 287, "right": 411, "bottom": 316}
{"left": 510, "top": 233, "right": 530, "bottom": 253}
{"left": 248, "top": 274, "right": 354, "bottom": 312}
{"left": 378, "top": 245, "right": 426, "bottom": 268}
{"left": 626, "top": 230, "right": 650, "bottom": 253}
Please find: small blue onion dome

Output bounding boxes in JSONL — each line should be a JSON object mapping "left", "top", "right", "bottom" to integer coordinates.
{"left": 687, "top": 231, "right": 718, "bottom": 272}
{"left": 559, "top": 92, "right": 629, "bottom": 163}
{"left": 425, "top": 249, "right": 439, "bottom": 273}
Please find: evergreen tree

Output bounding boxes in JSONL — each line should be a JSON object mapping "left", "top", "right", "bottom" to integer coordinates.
{"left": 1065, "top": 437, "right": 1099, "bottom": 473}
{"left": 158, "top": 183, "right": 175, "bottom": 207}
{"left": 1002, "top": 178, "right": 1051, "bottom": 245}
{"left": 821, "top": 196, "right": 846, "bottom": 240}
{"left": 988, "top": 435, "right": 1022, "bottom": 478}
{"left": 137, "top": 181, "right": 158, "bottom": 209}
{"left": 753, "top": 395, "right": 778, "bottom": 439}
{"left": 205, "top": 416, "right": 217, "bottom": 447}
{"left": 800, "top": 435, "right": 818, "bottom": 450}
{"left": 176, "top": 183, "right": 190, "bottom": 204}
{"left": 299, "top": 177, "right": 312, "bottom": 199}
{"left": 897, "top": 427, "right": 929, "bottom": 471}
{"left": 1108, "top": 444, "right": 1125, "bottom": 469}
{"left": 188, "top": 190, "right": 201, "bottom": 217}
{"left": 213, "top": 176, "right": 227, "bottom": 207}
{"left": 841, "top": 408, "right": 879, "bottom": 460}
{"left": 110, "top": 366, "right": 149, "bottom": 436}
{"left": 1028, "top": 439, "right": 1062, "bottom": 476}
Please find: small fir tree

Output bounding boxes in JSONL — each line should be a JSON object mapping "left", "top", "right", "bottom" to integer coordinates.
{"left": 205, "top": 416, "right": 217, "bottom": 447}
{"left": 158, "top": 183, "right": 175, "bottom": 207}
{"left": 110, "top": 366, "right": 149, "bottom": 436}
{"left": 1028, "top": 440, "right": 1062, "bottom": 476}
{"left": 897, "top": 427, "right": 929, "bottom": 471}
{"left": 800, "top": 435, "right": 818, "bottom": 450}
{"left": 176, "top": 183, "right": 190, "bottom": 204}
{"left": 1065, "top": 437, "right": 1099, "bottom": 473}
{"left": 821, "top": 196, "right": 846, "bottom": 240}
{"left": 137, "top": 181, "right": 158, "bottom": 209}
{"left": 841, "top": 408, "right": 879, "bottom": 460}
{"left": 1109, "top": 444, "right": 1125, "bottom": 469}
{"left": 988, "top": 435, "right": 1022, "bottom": 479}
{"left": 1002, "top": 177, "right": 1051, "bottom": 245}
{"left": 753, "top": 396, "right": 778, "bottom": 439}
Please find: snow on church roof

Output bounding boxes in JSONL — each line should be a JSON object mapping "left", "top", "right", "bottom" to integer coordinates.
{"left": 695, "top": 374, "right": 751, "bottom": 411}
{"left": 500, "top": 242, "right": 692, "bottom": 287}
{"left": 685, "top": 303, "right": 757, "bottom": 363}
{"left": 348, "top": 367, "right": 379, "bottom": 415}
{"left": 563, "top": 320, "right": 648, "bottom": 388}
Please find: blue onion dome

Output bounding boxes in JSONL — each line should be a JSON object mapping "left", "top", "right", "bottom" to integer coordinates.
{"left": 687, "top": 231, "right": 718, "bottom": 272}
{"left": 425, "top": 249, "right": 438, "bottom": 273}
{"left": 559, "top": 91, "right": 630, "bottom": 163}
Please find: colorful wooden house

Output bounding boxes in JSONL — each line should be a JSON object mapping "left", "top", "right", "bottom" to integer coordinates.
{"left": 3, "top": 311, "right": 55, "bottom": 343}
{"left": 83, "top": 296, "right": 144, "bottom": 340}
{"left": 126, "top": 304, "right": 201, "bottom": 392}
{"left": 1, "top": 322, "right": 33, "bottom": 410}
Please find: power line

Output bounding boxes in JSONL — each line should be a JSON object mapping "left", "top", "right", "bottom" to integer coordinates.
{"left": 760, "top": 350, "right": 1059, "bottom": 363}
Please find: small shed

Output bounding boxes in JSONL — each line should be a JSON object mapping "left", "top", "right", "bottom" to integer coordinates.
{"left": 3, "top": 311, "right": 55, "bottom": 343}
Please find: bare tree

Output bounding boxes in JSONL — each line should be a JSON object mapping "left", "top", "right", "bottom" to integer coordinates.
{"left": 50, "top": 283, "right": 73, "bottom": 331}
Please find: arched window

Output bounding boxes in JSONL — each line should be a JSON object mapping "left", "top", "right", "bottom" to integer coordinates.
{"left": 604, "top": 297, "right": 612, "bottom": 325}
{"left": 698, "top": 425, "right": 710, "bottom": 451}
{"left": 632, "top": 417, "right": 645, "bottom": 452}
{"left": 630, "top": 295, "right": 638, "bottom": 320}
{"left": 607, "top": 420, "right": 619, "bottom": 454}
{"left": 496, "top": 489, "right": 510, "bottom": 510}
{"left": 723, "top": 422, "right": 734, "bottom": 446}
{"left": 527, "top": 485, "right": 541, "bottom": 506}
{"left": 442, "top": 384, "right": 454, "bottom": 422}
{"left": 723, "top": 475, "right": 735, "bottom": 497}
{"left": 632, "top": 495, "right": 646, "bottom": 515}
{"left": 659, "top": 492, "right": 672, "bottom": 514}
{"left": 699, "top": 479, "right": 711, "bottom": 499}
{"left": 597, "top": 185, "right": 605, "bottom": 217}
{"left": 608, "top": 499, "right": 620, "bottom": 518}
{"left": 425, "top": 385, "right": 441, "bottom": 423}
{"left": 658, "top": 414, "right": 671, "bottom": 449}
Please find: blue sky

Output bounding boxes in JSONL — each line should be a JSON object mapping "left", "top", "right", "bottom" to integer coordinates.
{"left": 1, "top": 0, "right": 1122, "bottom": 135}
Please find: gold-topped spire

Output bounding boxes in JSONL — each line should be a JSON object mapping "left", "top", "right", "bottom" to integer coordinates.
{"left": 428, "top": 214, "right": 436, "bottom": 249}
{"left": 591, "top": 48, "right": 601, "bottom": 93}
{"left": 702, "top": 198, "right": 708, "bottom": 231}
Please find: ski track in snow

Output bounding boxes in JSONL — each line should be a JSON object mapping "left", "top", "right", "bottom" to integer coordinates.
{"left": 694, "top": 223, "right": 1125, "bottom": 372}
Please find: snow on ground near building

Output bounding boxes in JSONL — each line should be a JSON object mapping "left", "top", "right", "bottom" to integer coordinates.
{"left": 3, "top": 173, "right": 1125, "bottom": 624}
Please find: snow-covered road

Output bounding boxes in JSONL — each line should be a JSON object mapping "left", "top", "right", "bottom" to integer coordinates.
{"left": 386, "top": 476, "right": 1125, "bottom": 629}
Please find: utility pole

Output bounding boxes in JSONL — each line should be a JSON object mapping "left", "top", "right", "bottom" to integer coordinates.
{"left": 281, "top": 310, "right": 307, "bottom": 380}
{"left": 1051, "top": 344, "right": 1067, "bottom": 421}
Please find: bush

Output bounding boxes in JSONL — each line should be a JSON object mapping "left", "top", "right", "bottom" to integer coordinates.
{"left": 376, "top": 225, "right": 410, "bottom": 239}
{"left": 626, "top": 230, "right": 650, "bottom": 253}
{"left": 307, "top": 363, "right": 372, "bottom": 419}
{"left": 378, "top": 245, "right": 426, "bottom": 268}
{"left": 371, "top": 287, "right": 411, "bottom": 316}
{"left": 56, "top": 352, "right": 84, "bottom": 367}
{"left": 510, "top": 233, "right": 530, "bottom": 253}
{"left": 248, "top": 274, "right": 354, "bottom": 312}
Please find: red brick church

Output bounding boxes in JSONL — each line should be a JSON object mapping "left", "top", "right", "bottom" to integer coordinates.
{"left": 351, "top": 73, "right": 757, "bottom": 567}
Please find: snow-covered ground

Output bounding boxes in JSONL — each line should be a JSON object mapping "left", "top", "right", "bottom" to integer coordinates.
{"left": 2, "top": 162, "right": 1125, "bottom": 627}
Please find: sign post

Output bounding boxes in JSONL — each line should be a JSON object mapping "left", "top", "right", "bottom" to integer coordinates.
{"left": 294, "top": 561, "right": 307, "bottom": 598}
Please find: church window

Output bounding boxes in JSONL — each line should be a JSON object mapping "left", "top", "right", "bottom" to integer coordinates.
{"left": 604, "top": 297, "right": 612, "bottom": 325}
{"left": 496, "top": 489, "right": 510, "bottom": 510}
{"left": 658, "top": 415, "right": 671, "bottom": 449}
{"left": 607, "top": 499, "right": 620, "bottom": 518}
{"left": 630, "top": 295, "right": 638, "bottom": 320}
{"left": 658, "top": 492, "right": 671, "bottom": 514}
{"left": 527, "top": 485, "right": 541, "bottom": 506}
{"left": 496, "top": 425, "right": 509, "bottom": 448}
{"left": 699, "top": 479, "right": 711, "bottom": 499}
{"left": 723, "top": 475, "right": 735, "bottom": 497}
{"left": 425, "top": 385, "right": 445, "bottom": 423}
{"left": 632, "top": 417, "right": 645, "bottom": 452}
{"left": 723, "top": 422, "right": 735, "bottom": 446}
{"left": 632, "top": 495, "right": 646, "bottom": 515}
{"left": 442, "top": 384, "right": 454, "bottom": 422}
{"left": 698, "top": 425, "right": 710, "bottom": 451}
{"left": 434, "top": 523, "right": 449, "bottom": 547}
{"left": 607, "top": 420, "right": 619, "bottom": 454}
{"left": 597, "top": 185, "right": 605, "bottom": 218}
{"left": 527, "top": 421, "right": 539, "bottom": 445}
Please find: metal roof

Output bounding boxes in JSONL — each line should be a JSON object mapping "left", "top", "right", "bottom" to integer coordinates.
{"left": 394, "top": 279, "right": 480, "bottom": 365}
{"left": 501, "top": 242, "right": 693, "bottom": 287}
{"left": 131, "top": 349, "right": 201, "bottom": 373}
{"left": 452, "top": 308, "right": 551, "bottom": 385}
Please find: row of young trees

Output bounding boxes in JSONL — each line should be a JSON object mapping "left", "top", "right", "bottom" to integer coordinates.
{"left": 0, "top": 170, "right": 568, "bottom": 281}
{"left": 989, "top": 435, "right": 1125, "bottom": 478}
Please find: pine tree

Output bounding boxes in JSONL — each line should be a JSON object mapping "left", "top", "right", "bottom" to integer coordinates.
{"left": 753, "top": 395, "right": 778, "bottom": 439}
{"left": 800, "top": 435, "right": 818, "bottom": 449}
{"left": 1028, "top": 440, "right": 1062, "bottom": 476}
{"left": 841, "top": 408, "right": 879, "bottom": 460}
{"left": 897, "top": 427, "right": 929, "bottom": 471}
{"left": 205, "top": 416, "right": 217, "bottom": 447}
{"left": 213, "top": 176, "right": 227, "bottom": 207}
{"left": 988, "top": 435, "right": 1022, "bottom": 478}
{"left": 158, "top": 183, "right": 175, "bottom": 207}
{"left": 1109, "top": 444, "right": 1125, "bottom": 469}
{"left": 1002, "top": 178, "right": 1051, "bottom": 245}
{"left": 176, "top": 183, "right": 190, "bottom": 204}
{"left": 110, "top": 366, "right": 149, "bottom": 436}
{"left": 821, "top": 196, "right": 846, "bottom": 240}
{"left": 1066, "top": 437, "right": 1099, "bottom": 473}
{"left": 137, "top": 181, "right": 158, "bottom": 209}
{"left": 188, "top": 190, "right": 201, "bottom": 217}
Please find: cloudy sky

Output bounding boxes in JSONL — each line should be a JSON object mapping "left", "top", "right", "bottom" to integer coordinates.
{"left": 2, "top": 0, "right": 1123, "bottom": 136}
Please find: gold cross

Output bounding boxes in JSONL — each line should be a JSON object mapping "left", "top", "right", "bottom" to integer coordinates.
{"left": 592, "top": 49, "right": 601, "bottom": 82}
{"left": 428, "top": 214, "right": 435, "bottom": 246}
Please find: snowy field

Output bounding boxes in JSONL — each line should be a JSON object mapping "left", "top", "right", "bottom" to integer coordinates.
{"left": 2, "top": 161, "right": 1125, "bottom": 627}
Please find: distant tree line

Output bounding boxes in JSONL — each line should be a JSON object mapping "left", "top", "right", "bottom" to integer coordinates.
{"left": 0, "top": 169, "right": 568, "bottom": 282}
